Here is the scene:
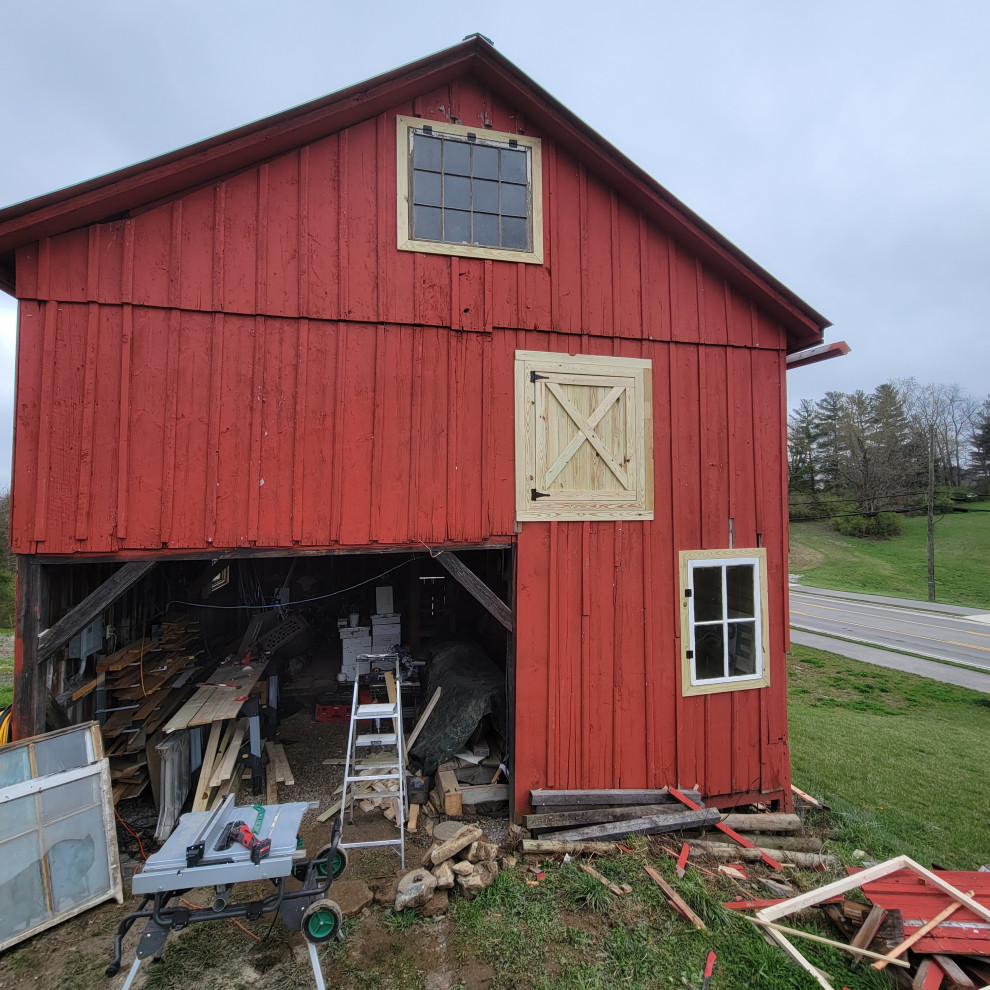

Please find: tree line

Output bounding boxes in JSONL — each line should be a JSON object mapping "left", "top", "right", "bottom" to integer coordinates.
{"left": 788, "top": 380, "right": 990, "bottom": 520}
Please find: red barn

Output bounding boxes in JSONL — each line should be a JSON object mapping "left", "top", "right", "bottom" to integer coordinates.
{"left": 0, "top": 37, "right": 830, "bottom": 816}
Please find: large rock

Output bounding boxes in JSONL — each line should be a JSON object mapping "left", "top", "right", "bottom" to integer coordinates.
{"left": 466, "top": 840, "right": 498, "bottom": 863}
{"left": 373, "top": 871, "right": 404, "bottom": 905}
{"left": 450, "top": 860, "right": 475, "bottom": 876}
{"left": 432, "top": 860, "right": 455, "bottom": 890}
{"left": 476, "top": 860, "right": 498, "bottom": 886}
{"left": 395, "top": 868, "right": 438, "bottom": 911}
{"left": 501, "top": 823, "right": 530, "bottom": 851}
{"left": 430, "top": 825, "right": 484, "bottom": 866}
{"left": 331, "top": 879, "right": 374, "bottom": 916}
{"left": 420, "top": 889, "right": 449, "bottom": 917}
{"left": 433, "top": 820, "right": 468, "bottom": 842}
{"left": 456, "top": 870, "right": 486, "bottom": 899}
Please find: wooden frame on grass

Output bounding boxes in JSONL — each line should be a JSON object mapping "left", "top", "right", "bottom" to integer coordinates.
{"left": 752, "top": 855, "right": 990, "bottom": 990}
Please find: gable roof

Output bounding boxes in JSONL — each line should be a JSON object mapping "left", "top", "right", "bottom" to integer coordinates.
{"left": 0, "top": 35, "right": 829, "bottom": 350}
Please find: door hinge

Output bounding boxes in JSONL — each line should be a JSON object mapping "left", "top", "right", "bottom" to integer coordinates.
{"left": 530, "top": 371, "right": 548, "bottom": 382}
{"left": 684, "top": 589, "right": 692, "bottom": 598}
{"left": 531, "top": 489, "right": 551, "bottom": 500}
{"left": 686, "top": 650, "right": 694, "bottom": 659}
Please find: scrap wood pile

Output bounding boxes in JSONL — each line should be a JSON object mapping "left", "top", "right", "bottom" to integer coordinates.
{"left": 93, "top": 614, "right": 207, "bottom": 802}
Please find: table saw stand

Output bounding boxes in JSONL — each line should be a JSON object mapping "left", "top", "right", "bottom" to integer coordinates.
{"left": 106, "top": 795, "right": 348, "bottom": 990}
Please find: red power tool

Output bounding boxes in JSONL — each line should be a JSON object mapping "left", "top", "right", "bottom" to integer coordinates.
{"left": 216, "top": 820, "right": 272, "bottom": 864}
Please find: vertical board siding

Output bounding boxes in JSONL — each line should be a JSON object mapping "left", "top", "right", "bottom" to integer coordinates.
{"left": 10, "top": 76, "right": 795, "bottom": 809}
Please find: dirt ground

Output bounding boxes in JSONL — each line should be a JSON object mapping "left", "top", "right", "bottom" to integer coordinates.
{"left": 0, "top": 653, "right": 508, "bottom": 990}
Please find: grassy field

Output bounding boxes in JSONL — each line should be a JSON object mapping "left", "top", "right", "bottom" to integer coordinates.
{"left": 789, "top": 512, "right": 990, "bottom": 607}
{"left": 788, "top": 643, "right": 990, "bottom": 868}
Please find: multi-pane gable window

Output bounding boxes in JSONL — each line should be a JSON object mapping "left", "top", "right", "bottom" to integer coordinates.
{"left": 397, "top": 116, "right": 543, "bottom": 264}
{"left": 679, "top": 549, "right": 770, "bottom": 696}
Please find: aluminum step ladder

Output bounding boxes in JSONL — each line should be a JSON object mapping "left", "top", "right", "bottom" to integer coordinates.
{"left": 338, "top": 660, "right": 406, "bottom": 868}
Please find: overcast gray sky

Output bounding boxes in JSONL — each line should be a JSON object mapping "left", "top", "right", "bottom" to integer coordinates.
{"left": 1, "top": 0, "right": 987, "bottom": 490}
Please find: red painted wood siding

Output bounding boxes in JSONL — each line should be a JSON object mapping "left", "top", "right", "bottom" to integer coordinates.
{"left": 10, "top": 75, "right": 793, "bottom": 803}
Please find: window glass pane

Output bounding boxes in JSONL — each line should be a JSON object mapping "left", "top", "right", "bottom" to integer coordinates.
{"left": 473, "top": 145, "right": 499, "bottom": 179}
{"left": 728, "top": 621, "right": 758, "bottom": 677}
{"left": 444, "top": 209, "right": 471, "bottom": 243}
{"left": 694, "top": 625, "right": 725, "bottom": 681}
{"left": 692, "top": 566, "right": 723, "bottom": 622}
{"left": 474, "top": 213, "right": 499, "bottom": 246}
{"left": 726, "top": 565, "right": 755, "bottom": 618}
{"left": 413, "top": 134, "right": 442, "bottom": 171}
{"left": 473, "top": 178, "right": 499, "bottom": 213}
{"left": 0, "top": 747, "right": 31, "bottom": 788}
{"left": 0, "top": 831, "right": 48, "bottom": 943}
{"left": 412, "top": 170, "right": 442, "bottom": 207}
{"left": 413, "top": 205, "right": 442, "bottom": 241}
{"left": 501, "top": 216, "right": 528, "bottom": 249}
{"left": 0, "top": 792, "right": 35, "bottom": 842}
{"left": 44, "top": 807, "right": 110, "bottom": 913}
{"left": 443, "top": 174, "right": 471, "bottom": 210}
{"left": 41, "top": 773, "right": 99, "bottom": 824}
{"left": 501, "top": 183, "right": 528, "bottom": 218}
{"left": 443, "top": 140, "right": 471, "bottom": 175}
{"left": 501, "top": 148, "right": 528, "bottom": 183}
{"left": 34, "top": 729, "right": 93, "bottom": 777}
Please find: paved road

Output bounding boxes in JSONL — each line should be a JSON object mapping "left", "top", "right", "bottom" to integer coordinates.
{"left": 788, "top": 585, "right": 990, "bottom": 693}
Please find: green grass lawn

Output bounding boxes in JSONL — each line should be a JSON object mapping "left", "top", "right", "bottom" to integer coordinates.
{"left": 789, "top": 512, "right": 990, "bottom": 607}
{"left": 788, "top": 643, "right": 990, "bottom": 868}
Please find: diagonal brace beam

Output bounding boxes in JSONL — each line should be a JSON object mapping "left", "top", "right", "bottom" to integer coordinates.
{"left": 433, "top": 552, "right": 512, "bottom": 631}
{"left": 37, "top": 560, "right": 157, "bottom": 663}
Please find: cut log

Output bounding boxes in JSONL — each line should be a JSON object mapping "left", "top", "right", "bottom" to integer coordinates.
{"left": 687, "top": 841, "right": 837, "bottom": 869}
{"left": 643, "top": 866, "right": 706, "bottom": 930}
{"left": 521, "top": 839, "right": 619, "bottom": 856}
{"left": 719, "top": 813, "right": 802, "bottom": 833}
{"left": 530, "top": 788, "right": 701, "bottom": 807}
{"left": 544, "top": 808, "right": 720, "bottom": 842}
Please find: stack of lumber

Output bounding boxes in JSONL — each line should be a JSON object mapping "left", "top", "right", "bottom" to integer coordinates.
{"left": 522, "top": 789, "right": 719, "bottom": 844}
{"left": 99, "top": 615, "right": 207, "bottom": 802}
{"left": 429, "top": 760, "right": 509, "bottom": 817}
{"left": 191, "top": 717, "right": 253, "bottom": 811}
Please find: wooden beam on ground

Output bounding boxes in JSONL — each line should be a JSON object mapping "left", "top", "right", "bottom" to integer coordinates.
{"left": 643, "top": 866, "right": 706, "bottom": 930}
{"left": 531, "top": 788, "right": 701, "bottom": 807}
{"left": 929, "top": 955, "right": 974, "bottom": 988}
{"left": 675, "top": 842, "right": 689, "bottom": 878}
{"left": 848, "top": 903, "right": 887, "bottom": 965}
{"left": 544, "top": 807, "right": 720, "bottom": 842}
{"left": 686, "top": 840, "right": 837, "bottom": 869}
{"left": 743, "top": 917, "right": 909, "bottom": 968}
{"left": 433, "top": 551, "right": 512, "bottom": 630}
{"left": 912, "top": 959, "right": 946, "bottom": 989}
{"left": 521, "top": 839, "right": 619, "bottom": 856}
{"left": 405, "top": 687, "right": 441, "bottom": 751}
{"left": 579, "top": 863, "right": 624, "bottom": 896}
{"left": 720, "top": 813, "right": 802, "bottom": 833}
{"left": 669, "top": 787, "right": 782, "bottom": 870}
{"left": 524, "top": 802, "right": 706, "bottom": 831}
{"left": 459, "top": 784, "right": 510, "bottom": 805}
{"left": 872, "top": 895, "right": 971, "bottom": 971}
{"left": 791, "top": 784, "right": 825, "bottom": 809}
{"left": 37, "top": 561, "right": 156, "bottom": 663}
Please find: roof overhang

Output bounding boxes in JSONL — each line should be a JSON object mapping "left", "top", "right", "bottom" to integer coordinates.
{"left": 0, "top": 36, "right": 830, "bottom": 351}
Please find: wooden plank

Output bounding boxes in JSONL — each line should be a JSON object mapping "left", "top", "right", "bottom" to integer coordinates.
{"left": 38, "top": 561, "right": 156, "bottom": 662}
{"left": 434, "top": 551, "right": 512, "bottom": 630}
{"left": 676, "top": 842, "right": 689, "bottom": 878}
{"left": 848, "top": 903, "right": 887, "bottom": 964}
{"left": 437, "top": 769, "right": 462, "bottom": 817}
{"left": 162, "top": 684, "right": 214, "bottom": 734}
{"left": 316, "top": 799, "right": 342, "bottom": 824}
{"left": 912, "top": 959, "right": 946, "bottom": 989}
{"left": 521, "top": 839, "right": 619, "bottom": 856}
{"left": 191, "top": 722, "right": 222, "bottom": 813}
{"left": 743, "top": 917, "right": 910, "bottom": 967}
{"left": 791, "top": 784, "right": 825, "bottom": 809}
{"left": 459, "top": 784, "right": 510, "bottom": 805}
{"left": 407, "top": 803, "right": 420, "bottom": 832}
{"left": 546, "top": 807, "right": 719, "bottom": 842}
{"left": 209, "top": 719, "right": 246, "bottom": 787}
{"left": 873, "top": 895, "right": 972, "bottom": 970}
{"left": 405, "top": 687, "right": 441, "bottom": 751}
{"left": 930, "top": 955, "right": 975, "bottom": 988}
{"left": 524, "top": 802, "right": 706, "bottom": 831}
{"left": 273, "top": 742, "right": 294, "bottom": 786}
{"left": 530, "top": 788, "right": 701, "bottom": 807}
{"left": 578, "top": 863, "right": 624, "bottom": 896}
{"left": 643, "top": 866, "right": 706, "bottom": 930}
{"left": 669, "top": 787, "right": 782, "bottom": 870}
{"left": 71, "top": 678, "right": 98, "bottom": 702}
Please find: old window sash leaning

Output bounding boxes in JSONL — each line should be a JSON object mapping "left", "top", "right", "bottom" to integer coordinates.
{"left": 0, "top": 721, "right": 123, "bottom": 952}
{"left": 679, "top": 549, "right": 770, "bottom": 696}
{"left": 515, "top": 351, "right": 653, "bottom": 521}
{"left": 396, "top": 115, "right": 544, "bottom": 264}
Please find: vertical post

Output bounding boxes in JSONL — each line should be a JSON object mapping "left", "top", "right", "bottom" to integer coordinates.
{"left": 927, "top": 425, "right": 936, "bottom": 603}
{"left": 13, "top": 556, "right": 45, "bottom": 739}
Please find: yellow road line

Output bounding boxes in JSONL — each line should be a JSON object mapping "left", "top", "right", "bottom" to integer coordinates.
{"left": 789, "top": 610, "right": 990, "bottom": 654}
{"left": 792, "top": 599, "right": 990, "bottom": 639}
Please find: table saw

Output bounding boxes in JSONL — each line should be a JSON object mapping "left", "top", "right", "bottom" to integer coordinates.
{"left": 107, "top": 795, "right": 347, "bottom": 989}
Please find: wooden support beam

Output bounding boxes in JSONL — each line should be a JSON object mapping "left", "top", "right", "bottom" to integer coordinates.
{"left": 13, "top": 557, "right": 44, "bottom": 739}
{"left": 38, "top": 560, "right": 157, "bottom": 663}
{"left": 433, "top": 551, "right": 512, "bottom": 630}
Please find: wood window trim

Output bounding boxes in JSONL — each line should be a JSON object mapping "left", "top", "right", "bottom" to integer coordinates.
{"left": 396, "top": 115, "right": 544, "bottom": 264}
{"left": 515, "top": 351, "right": 653, "bottom": 521}
{"left": 679, "top": 548, "right": 770, "bottom": 697}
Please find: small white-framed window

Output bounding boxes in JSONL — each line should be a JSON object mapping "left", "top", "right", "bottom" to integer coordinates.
{"left": 679, "top": 548, "right": 770, "bottom": 696}
{"left": 515, "top": 351, "right": 653, "bottom": 521}
{"left": 396, "top": 115, "right": 543, "bottom": 264}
